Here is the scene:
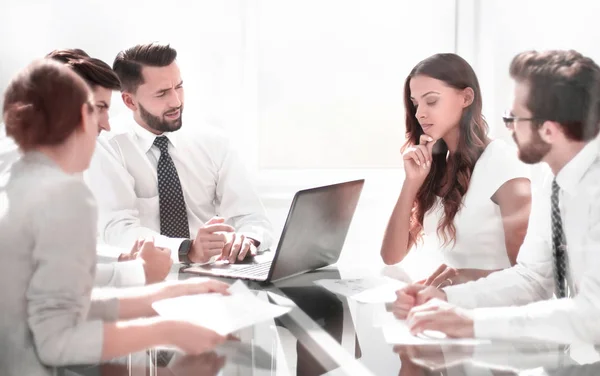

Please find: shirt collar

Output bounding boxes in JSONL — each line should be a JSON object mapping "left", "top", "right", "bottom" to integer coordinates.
{"left": 131, "top": 122, "right": 179, "bottom": 153}
{"left": 555, "top": 140, "right": 600, "bottom": 194}
{"left": 22, "top": 150, "right": 57, "bottom": 168}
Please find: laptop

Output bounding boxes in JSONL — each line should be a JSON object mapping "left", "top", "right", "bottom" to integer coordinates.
{"left": 183, "top": 179, "right": 364, "bottom": 284}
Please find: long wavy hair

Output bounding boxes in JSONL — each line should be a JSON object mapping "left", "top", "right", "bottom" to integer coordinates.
{"left": 403, "top": 53, "right": 490, "bottom": 248}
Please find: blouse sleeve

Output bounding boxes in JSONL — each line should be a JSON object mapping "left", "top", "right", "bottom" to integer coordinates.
{"left": 483, "top": 140, "right": 531, "bottom": 198}
{"left": 26, "top": 179, "right": 105, "bottom": 366}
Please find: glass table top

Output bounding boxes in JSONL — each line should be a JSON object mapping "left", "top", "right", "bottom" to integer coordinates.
{"left": 62, "top": 265, "right": 600, "bottom": 376}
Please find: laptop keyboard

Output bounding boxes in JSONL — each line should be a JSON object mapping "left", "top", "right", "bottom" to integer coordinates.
{"left": 236, "top": 261, "right": 272, "bottom": 277}
{"left": 217, "top": 261, "right": 272, "bottom": 278}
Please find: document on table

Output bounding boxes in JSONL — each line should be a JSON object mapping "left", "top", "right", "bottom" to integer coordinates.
{"left": 314, "top": 276, "right": 406, "bottom": 303}
{"left": 380, "top": 311, "right": 491, "bottom": 345}
{"left": 152, "top": 281, "right": 290, "bottom": 335}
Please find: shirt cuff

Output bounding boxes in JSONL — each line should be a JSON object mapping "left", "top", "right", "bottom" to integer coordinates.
{"left": 57, "top": 320, "right": 105, "bottom": 365}
{"left": 443, "top": 283, "right": 479, "bottom": 308}
{"left": 89, "top": 294, "right": 120, "bottom": 322}
{"left": 114, "top": 260, "right": 146, "bottom": 287}
{"left": 473, "top": 307, "right": 516, "bottom": 339}
{"left": 97, "top": 243, "right": 127, "bottom": 261}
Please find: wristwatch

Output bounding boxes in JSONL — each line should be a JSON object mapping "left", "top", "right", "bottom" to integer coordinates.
{"left": 178, "top": 239, "right": 193, "bottom": 264}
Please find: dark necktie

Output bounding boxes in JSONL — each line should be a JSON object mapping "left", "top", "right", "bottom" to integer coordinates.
{"left": 551, "top": 178, "right": 568, "bottom": 298}
{"left": 154, "top": 136, "right": 190, "bottom": 238}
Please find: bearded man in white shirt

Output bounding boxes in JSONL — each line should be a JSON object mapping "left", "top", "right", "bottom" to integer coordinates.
{"left": 87, "top": 42, "right": 273, "bottom": 265}
{"left": 391, "top": 49, "right": 600, "bottom": 344}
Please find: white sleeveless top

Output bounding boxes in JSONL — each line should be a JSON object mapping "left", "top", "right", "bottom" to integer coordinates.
{"left": 422, "top": 139, "right": 530, "bottom": 270}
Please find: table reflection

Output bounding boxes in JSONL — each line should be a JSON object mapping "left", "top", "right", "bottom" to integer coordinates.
{"left": 392, "top": 343, "right": 600, "bottom": 376}
{"left": 535, "top": 359, "right": 600, "bottom": 376}
{"left": 61, "top": 352, "right": 225, "bottom": 376}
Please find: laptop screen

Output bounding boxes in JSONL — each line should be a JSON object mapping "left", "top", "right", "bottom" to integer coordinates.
{"left": 269, "top": 179, "right": 364, "bottom": 282}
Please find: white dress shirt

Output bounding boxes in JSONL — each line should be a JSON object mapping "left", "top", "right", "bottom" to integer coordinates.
{"left": 0, "top": 126, "right": 146, "bottom": 288}
{"left": 86, "top": 119, "right": 273, "bottom": 261}
{"left": 444, "top": 140, "right": 600, "bottom": 344}
{"left": 423, "top": 139, "right": 530, "bottom": 269}
{"left": 95, "top": 260, "right": 145, "bottom": 287}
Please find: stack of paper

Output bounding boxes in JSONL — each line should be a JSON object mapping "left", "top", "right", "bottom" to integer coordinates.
{"left": 314, "top": 277, "right": 406, "bottom": 303}
{"left": 152, "top": 281, "right": 290, "bottom": 335}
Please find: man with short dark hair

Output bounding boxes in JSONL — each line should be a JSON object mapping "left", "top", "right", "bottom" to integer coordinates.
{"left": 392, "top": 49, "right": 600, "bottom": 344}
{"left": 87, "top": 42, "right": 273, "bottom": 265}
{"left": 46, "top": 49, "right": 121, "bottom": 134}
{"left": 1, "top": 49, "right": 121, "bottom": 170}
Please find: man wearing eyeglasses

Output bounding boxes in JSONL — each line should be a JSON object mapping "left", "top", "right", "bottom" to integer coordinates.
{"left": 391, "top": 49, "right": 600, "bottom": 344}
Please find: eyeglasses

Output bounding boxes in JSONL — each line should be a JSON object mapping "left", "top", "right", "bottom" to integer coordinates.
{"left": 502, "top": 112, "right": 544, "bottom": 128}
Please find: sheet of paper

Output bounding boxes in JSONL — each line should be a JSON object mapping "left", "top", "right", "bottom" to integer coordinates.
{"left": 372, "top": 304, "right": 389, "bottom": 328}
{"left": 227, "top": 279, "right": 256, "bottom": 297}
{"left": 314, "top": 277, "right": 405, "bottom": 303}
{"left": 380, "top": 312, "right": 491, "bottom": 345}
{"left": 152, "top": 281, "right": 290, "bottom": 335}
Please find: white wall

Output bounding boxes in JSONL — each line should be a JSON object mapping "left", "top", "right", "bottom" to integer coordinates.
{"left": 466, "top": 0, "right": 600, "bottom": 144}
{"left": 459, "top": 0, "right": 600, "bottom": 188}
{"left": 252, "top": 0, "right": 456, "bottom": 169}
{"left": 0, "top": 0, "right": 456, "bottom": 171}
{"left": 2, "top": 1, "right": 598, "bottom": 267}
{"left": 0, "top": 0, "right": 248, "bottom": 135}
{"left": 0, "top": 0, "right": 457, "bottom": 268}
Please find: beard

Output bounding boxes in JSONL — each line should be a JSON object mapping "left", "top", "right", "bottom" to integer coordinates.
{"left": 139, "top": 103, "right": 183, "bottom": 133}
{"left": 513, "top": 131, "right": 551, "bottom": 164}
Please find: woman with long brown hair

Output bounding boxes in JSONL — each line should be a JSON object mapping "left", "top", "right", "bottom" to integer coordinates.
{"left": 381, "top": 53, "right": 532, "bottom": 287}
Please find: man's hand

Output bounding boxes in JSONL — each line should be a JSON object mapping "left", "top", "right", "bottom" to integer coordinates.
{"left": 189, "top": 217, "right": 235, "bottom": 263}
{"left": 120, "top": 238, "right": 172, "bottom": 284}
{"left": 134, "top": 239, "right": 172, "bottom": 284}
{"left": 219, "top": 233, "right": 258, "bottom": 263}
{"left": 406, "top": 299, "right": 474, "bottom": 338}
{"left": 392, "top": 284, "right": 447, "bottom": 319}
{"left": 118, "top": 240, "right": 141, "bottom": 262}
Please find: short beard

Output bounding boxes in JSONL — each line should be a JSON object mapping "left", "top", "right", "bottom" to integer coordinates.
{"left": 514, "top": 130, "right": 551, "bottom": 164}
{"left": 139, "top": 103, "right": 183, "bottom": 133}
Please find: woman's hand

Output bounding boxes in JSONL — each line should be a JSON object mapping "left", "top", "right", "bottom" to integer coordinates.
{"left": 423, "top": 265, "right": 498, "bottom": 288}
{"left": 167, "top": 320, "right": 227, "bottom": 355}
{"left": 423, "top": 264, "right": 459, "bottom": 288}
{"left": 403, "top": 135, "right": 437, "bottom": 187}
{"left": 155, "top": 278, "right": 231, "bottom": 303}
